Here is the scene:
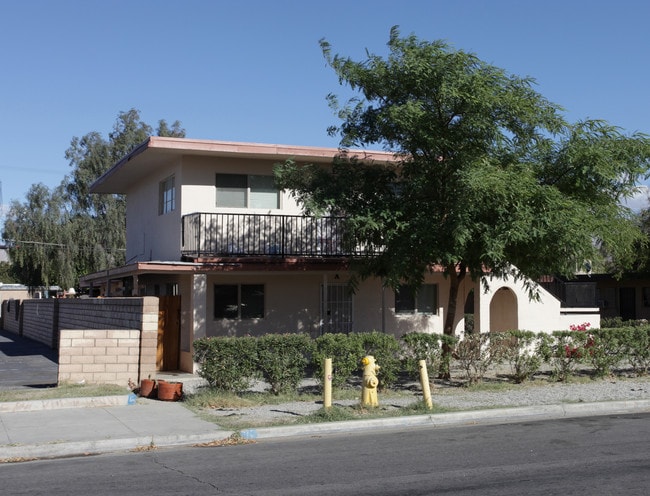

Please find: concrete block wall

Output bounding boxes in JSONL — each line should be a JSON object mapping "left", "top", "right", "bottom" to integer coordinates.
{"left": 1, "top": 299, "right": 22, "bottom": 335}
{"left": 58, "top": 329, "right": 142, "bottom": 386}
{"left": 1, "top": 297, "right": 160, "bottom": 386}
{"left": 58, "top": 298, "right": 149, "bottom": 330}
{"left": 139, "top": 297, "right": 159, "bottom": 381}
{"left": 21, "top": 299, "right": 57, "bottom": 347}
{"left": 54, "top": 297, "right": 159, "bottom": 386}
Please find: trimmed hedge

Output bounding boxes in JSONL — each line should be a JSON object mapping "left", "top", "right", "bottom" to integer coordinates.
{"left": 193, "top": 336, "right": 258, "bottom": 391}
{"left": 312, "top": 332, "right": 364, "bottom": 388}
{"left": 193, "top": 326, "right": 650, "bottom": 392}
{"left": 256, "top": 333, "right": 314, "bottom": 395}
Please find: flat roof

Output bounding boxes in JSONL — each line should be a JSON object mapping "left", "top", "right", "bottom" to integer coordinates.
{"left": 91, "top": 136, "right": 397, "bottom": 194}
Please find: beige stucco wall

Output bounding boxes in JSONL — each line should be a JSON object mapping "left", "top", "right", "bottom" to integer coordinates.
{"left": 170, "top": 268, "right": 600, "bottom": 373}
{"left": 125, "top": 157, "right": 182, "bottom": 262}
{"left": 180, "top": 155, "right": 302, "bottom": 216}
{"left": 124, "top": 154, "right": 305, "bottom": 263}
{"left": 194, "top": 271, "right": 474, "bottom": 339}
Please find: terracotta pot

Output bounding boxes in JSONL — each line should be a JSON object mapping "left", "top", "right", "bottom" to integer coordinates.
{"left": 157, "top": 380, "right": 183, "bottom": 401}
{"left": 139, "top": 378, "right": 157, "bottom": 399}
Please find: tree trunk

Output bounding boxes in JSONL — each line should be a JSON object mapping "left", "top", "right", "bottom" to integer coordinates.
{"left": 440, "top": 263, "right": 466, "bottom": 379}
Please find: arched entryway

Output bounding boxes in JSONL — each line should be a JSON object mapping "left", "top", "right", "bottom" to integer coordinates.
{"left": 489, "top": 287, "right": 518, "bottom": 332}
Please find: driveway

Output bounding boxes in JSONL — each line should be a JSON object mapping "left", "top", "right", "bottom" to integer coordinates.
{"left": 0, "top": 330, "right": 58, "bottom": 389}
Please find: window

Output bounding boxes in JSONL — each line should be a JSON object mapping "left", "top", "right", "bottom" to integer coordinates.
{"left": 214, "top": 284, "right": 264, "bottom": 319}
{"left": 395, "top": 284, "right": 437, "bottom": 314}
{"left": 159, "top": 175, "right": 175, "bottom": 214}
{"left": 216, "top": 174, "right": 279, "bottom": 209}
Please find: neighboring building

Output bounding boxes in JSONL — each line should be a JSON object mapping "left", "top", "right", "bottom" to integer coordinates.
{"left": 568, "top": 273, "right": 650, "bottom": 322}
{"left": 0, "top": 283, "right": 30, "bottom": 316}
{"left": 80, "top": 137, "right": 599, "bottom": 373}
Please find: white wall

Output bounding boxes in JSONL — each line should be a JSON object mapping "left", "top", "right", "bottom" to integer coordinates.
{"left": 477, "top": 274, "right": 600, "bottom": 333}
{"left": 125, "top": 157, "right": 182, "bottom": 261}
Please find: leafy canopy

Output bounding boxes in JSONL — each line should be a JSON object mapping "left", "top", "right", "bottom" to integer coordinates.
{"left": 3, "top": 109, "right": 185, "bottom": 289}
{"left": 275, "top": 28, "right": 650, "bottom": 334}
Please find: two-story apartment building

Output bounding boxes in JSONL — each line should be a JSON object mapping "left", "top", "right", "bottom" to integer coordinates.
{"left": 81, "top": 137, "right": 599, "bottom": 373}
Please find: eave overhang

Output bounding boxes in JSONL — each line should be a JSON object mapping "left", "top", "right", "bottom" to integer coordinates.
{"left": 90, "top": 136, "right": 397, "bottom": 194}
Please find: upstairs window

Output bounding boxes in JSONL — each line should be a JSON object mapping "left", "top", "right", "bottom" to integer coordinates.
{"left": 395, "top": 284, "right": 438, "bottom": 314}
{"left": 216, "top": 174, "right": 279, "bottom": 209}
{"left": 159, "top": 175, "right": 176, "bottom": 214}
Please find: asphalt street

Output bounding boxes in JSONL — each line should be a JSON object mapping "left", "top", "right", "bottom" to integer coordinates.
{"left": 2, "top": 413, "right": 649, "bottom": 495}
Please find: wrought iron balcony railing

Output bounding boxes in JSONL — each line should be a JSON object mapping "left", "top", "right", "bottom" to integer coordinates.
{"left": 181, "top": 212, "right": 378, "bottom": 259}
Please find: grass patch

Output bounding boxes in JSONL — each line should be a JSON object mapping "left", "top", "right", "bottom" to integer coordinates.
{"left": 184, "top": 387, "right": 323, "bottom": 410}
{"left": 301, "top": 405, "right": 357, "bottom": 423}
{"left": 297, "top": 400, "right": 453, "bottom": 425}
{"left": 0, "top": 383, "right": 128, "bottom": 403}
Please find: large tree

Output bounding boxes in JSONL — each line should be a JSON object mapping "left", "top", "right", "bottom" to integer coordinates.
{"left": 3, "top": 183, "right": 69, "bottom": 288}
{"left": 3, "top": 109, "right": 185, "bottom": 289}
{"left": 63, "top": 109, "right": 185, "bottom": 279}
{"left": 275, "top": 28, "right": 650, "bottom": 341}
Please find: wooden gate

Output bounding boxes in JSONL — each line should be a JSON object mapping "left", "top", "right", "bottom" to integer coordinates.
{"left": 157, "top": 296, "right": 181, "bottom": 371}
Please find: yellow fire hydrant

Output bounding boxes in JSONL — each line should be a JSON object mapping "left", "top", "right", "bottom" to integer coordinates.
{"left": 360, "top": 355, "right": 380, "bottom": 407}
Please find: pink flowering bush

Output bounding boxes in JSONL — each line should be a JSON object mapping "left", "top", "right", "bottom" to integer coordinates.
{"left": 539, "top": 330, "right": 590, "bottom": 381}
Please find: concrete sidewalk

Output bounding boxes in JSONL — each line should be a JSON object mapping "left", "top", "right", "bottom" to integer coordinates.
{"left": 2, "top": 393, "right": 650, "bottom": 461}
{"left": 0, "top": 396, "right": 233, "bottom": 460}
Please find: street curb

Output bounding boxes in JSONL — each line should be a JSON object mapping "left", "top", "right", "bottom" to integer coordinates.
{"left": 0, "top": 395, "right": 134, "bottom": 413}
{"left": 0, "top": 430, "right": 235, "bottom": 461}
{"left": 239, "top": 399, "right": 650, "bottom": 440}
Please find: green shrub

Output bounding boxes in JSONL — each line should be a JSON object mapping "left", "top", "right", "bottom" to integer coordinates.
{"left": 601, "top": 317, "right": 624, "bottom": 329}
{"left": 312, "top": 333, "right": 364, "bottom": 388}
{"left": 455, "top": 332, "right": 505, "bottom": 384}
{"left": 401, "top": 332, "right": 443, "bottom": 380}
{"left": 538, "top": 331, "right": 590, "bottom": 382}
{"left": 622, "top": 326, "right": 650, "bottom": 375}
{"left": 193, "top": 337, "right": 258, "bottom": 392}
{"left": 500, "top": 330, "right": 542, "bottom": 383}
{"left": 256, "top": 333, "right": 314, "bottom": 395}
{"left": 601, "top": 317, "right": 649, "bottom": 329}
{"left": 355, "top": 331, "right": 401, "bottom": 388}
{"left": 586, "top": 328, "right": 627, "bottom": 378}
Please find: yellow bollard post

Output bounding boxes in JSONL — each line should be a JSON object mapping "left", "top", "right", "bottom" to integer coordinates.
{"left": 323, "top": 358, "right": 332, "bottom": 409}
{"left": 419, "top": 359, "right": 433, "bottom": 410}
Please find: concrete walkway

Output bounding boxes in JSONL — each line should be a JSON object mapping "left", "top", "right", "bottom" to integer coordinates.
{"left": 0, "top": 396, "right": 233, "bottom": 460}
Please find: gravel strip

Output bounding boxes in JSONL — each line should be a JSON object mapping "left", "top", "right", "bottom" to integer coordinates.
{"left": 205, "top": 376, "right": 650, "bottom": 425}
{"left": 433, "top": 379, "right": 650, "bottom": 409}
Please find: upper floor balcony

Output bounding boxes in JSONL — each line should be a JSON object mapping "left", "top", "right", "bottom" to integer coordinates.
{"left": 181, "top": 212, "right": 380, "bottom": 259}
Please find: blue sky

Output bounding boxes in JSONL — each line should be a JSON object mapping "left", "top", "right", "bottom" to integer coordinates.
{"left": 1, "top": 0, "right": 649, "bottom": 210}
